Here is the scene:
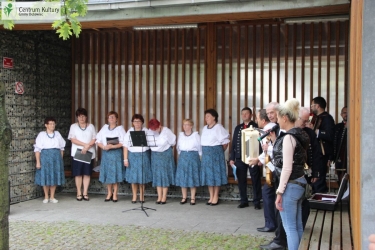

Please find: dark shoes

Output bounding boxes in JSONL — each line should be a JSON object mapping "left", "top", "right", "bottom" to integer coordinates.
{"left": 237, "top": 203, "right": 249, "bottom": 208}
{"left": 257, "top": 227, "right": 276, "bottom": 232}
{"left": 254, "top": 204, "right": 262, "bottom": 210}
{"left": 104, "top": 195, "right": 113, "bottom": 202}
{"left": 83, "top": 195, "right": 89, "bottom": 201}
{"left": 259, "top": 242, "right": 286, "bottom": 250}
{"left": 206, "top": 201, "right": 211, "bottom": 205}
{"left": 180, "top": 198, "right": 188, "bottom": 205}
{"left": 76, "top": 195, "right": 83, "bottom": 201}
{"left": 190, "top": 199, "right": 196, "bottom": 205}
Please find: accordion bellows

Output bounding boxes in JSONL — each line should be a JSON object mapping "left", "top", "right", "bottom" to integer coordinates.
{"left": 241, "top": 125, "right": 259, "bottom": 164}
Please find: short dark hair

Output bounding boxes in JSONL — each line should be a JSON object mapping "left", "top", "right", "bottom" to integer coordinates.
{"left": 75, "top": 108, "right": 88, "bottom": 117}
{"left": 44, "top": 117, "right": 56, "bottom": 125}
{"left": 204, "top": 109, "right": 218, "bottom": 122}
{"left": 132, "top": 114, "right": 144, "bottom": 124}
{"left": 107, "top": 111, "right": 119, "bottom": 119}
{"left": 241, "top": 107, "right": 253, "bottom": 114}
{"left": 312, "top": 97, "right": 327, "bottom": 110}
{"left": 258, "top": 109, "right": 270, "bottom": 122}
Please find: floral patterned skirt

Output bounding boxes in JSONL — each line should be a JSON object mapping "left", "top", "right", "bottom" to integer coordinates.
{"left": 35, "top": 149, "right": 65, "bottom": 186}
{"left": 99, "top": 148, "right": 124, "bottom": 184}
{"left": 125, "top": 150, "right": 152, "bottom": 184}
{"left": 151, "top": 147, "right": 176, "bottom": 187}
{"left": 175, "top": 151, "right": 201, "bottom": 188}
{"left": 200, "top": 145, "right": 228, "bottom": 186}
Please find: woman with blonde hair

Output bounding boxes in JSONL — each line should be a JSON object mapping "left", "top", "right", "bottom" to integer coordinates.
{"left": 175, "top": 119, "right": 201, "bottom": 205}
{"left": 272, "top": 98, "right": 309, "bottom": 250}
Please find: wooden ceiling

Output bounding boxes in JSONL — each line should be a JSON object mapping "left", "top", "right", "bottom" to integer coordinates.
{"left": 5, "top": 3, "right": 349, "bottom": 31}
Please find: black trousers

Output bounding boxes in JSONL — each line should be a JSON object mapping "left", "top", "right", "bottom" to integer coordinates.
{"left": 262, "top": 183, "right": 276, "bottom": 229}
{"left": 312, "top": 155, "right": 329, "bottom": 193}
{"left": 235, "top": 159, "right": 262, "bottom": 205}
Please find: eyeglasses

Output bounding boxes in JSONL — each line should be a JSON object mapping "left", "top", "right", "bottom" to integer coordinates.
{"left": 299, "top": 117, "right": 309, "bottom": 124}
{"left": 133, "top": 120, "right": 142, "bottom": 123}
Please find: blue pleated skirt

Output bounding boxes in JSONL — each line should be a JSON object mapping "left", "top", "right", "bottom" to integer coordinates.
{"left": 151, "top": 147, "right": 176, "bottom": 187}
{"left": 35, "top": 149, "right": 65, "bottom": 186}
{"left": 99, "top": 148, "right": 124, "bottom": 184}
{"left": 125, "top": 150, "right": 152, "bottom": 184}
{"left": 200, "top": 145, "right": 228, "bottom": 186}
{"left": 175, "top": 151, "right": 201, "bottom": 188}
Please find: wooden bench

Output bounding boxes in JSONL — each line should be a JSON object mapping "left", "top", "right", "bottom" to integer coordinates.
{"left": 299, "top": 202, "right": 353, "bottom": 250}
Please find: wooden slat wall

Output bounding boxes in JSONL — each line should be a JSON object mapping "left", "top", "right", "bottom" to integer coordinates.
{"left": 215, "top": 22, "right": 348, "bottom": 136}
{"left": 73, "top": 27, "right": 207, "bottom": 143}
{"left": 73, "top": 21, "right": 349, "bottom": 160}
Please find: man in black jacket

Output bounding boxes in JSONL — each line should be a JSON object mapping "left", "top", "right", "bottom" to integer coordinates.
{"left": 307, "top": 96, "right": 335, "bottom": 193}
{"left": 229, "top": 107, "right": 261, "bottom": 209}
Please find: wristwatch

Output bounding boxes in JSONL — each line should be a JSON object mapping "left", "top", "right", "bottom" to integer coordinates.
{"left": 276, "top": 190, "right": 283, "bottom": 196}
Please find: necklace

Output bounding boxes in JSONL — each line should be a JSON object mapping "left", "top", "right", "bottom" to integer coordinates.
{"left": 108, "top": 125, "right": 117, "bottom": 131}
{"left": 184, "top": 131, "right": 193, "bottom": 137}
{"left": 207, "top": 123, "right": 217, "bottom": 129}
{"left": 46, "top": 131, "right": 55, "bottom": 139}
{"left": 78, "top": 123, "right": 87, "bottom": 131}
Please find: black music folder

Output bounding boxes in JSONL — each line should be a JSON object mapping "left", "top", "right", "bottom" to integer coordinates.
{"left": 73, "top": 149, "right": 93, "bottom": 164}
{"left": 106, "top": 137, "right": 119, "bottom": 145}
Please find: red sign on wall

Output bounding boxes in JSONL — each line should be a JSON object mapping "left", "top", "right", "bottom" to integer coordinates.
{"left": 3, "top": 57, "right": 14, "bottom": 69}
{"left": 15, "top": 82, "right": 24, "bottom": 95}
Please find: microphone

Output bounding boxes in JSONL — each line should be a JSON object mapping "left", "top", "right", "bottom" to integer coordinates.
{"left": 257, "top": 124, "right": 279, "bottom": 141}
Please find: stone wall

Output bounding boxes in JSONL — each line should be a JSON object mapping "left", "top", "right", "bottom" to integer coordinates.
{"left": 0, "top": 30, "right": 71, "bottom": 203}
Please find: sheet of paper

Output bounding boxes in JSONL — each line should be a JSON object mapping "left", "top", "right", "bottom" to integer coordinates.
{"left": 321, "top": 197, "right": 336, "bottom": 202}
{"left": 266, "top": 161, "right": 275, "bottom": 172}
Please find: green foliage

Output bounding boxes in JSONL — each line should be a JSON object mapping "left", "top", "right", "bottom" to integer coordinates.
{"left": 0, "top": 0, "right": 88, "bottom": 40}
{"left": 50, "top": 0, "right": 88, "bottom": 40}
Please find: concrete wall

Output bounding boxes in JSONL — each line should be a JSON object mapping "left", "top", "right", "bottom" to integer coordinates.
{"left": 0, "top": 30, "right": 71, "bottom": 203}
{"left": 362, "top": 0, "right": 375, "bottom": 245}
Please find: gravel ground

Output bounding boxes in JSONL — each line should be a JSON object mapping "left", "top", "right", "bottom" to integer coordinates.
{"left": 10, "top": 220, "right": 270, "bottom": 250}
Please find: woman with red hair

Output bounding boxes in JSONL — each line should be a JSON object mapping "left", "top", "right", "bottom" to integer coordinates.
{"left": 148, "top": 119, "right": 176, "bottom": 204}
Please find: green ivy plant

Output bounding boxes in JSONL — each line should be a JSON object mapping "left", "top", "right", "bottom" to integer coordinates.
{"left": 0, "top": 0, "right": 88, "bottom": 40}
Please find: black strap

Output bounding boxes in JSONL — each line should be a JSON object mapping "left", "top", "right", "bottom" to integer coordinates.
{"left": 288, "top": 179, "right": 306, "bottom": 188}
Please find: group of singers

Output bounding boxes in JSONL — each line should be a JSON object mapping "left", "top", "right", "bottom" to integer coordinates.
{"left": 34, "top": 108, "right": 230, "bottom": 207}
{"left": 34, "top": 97, "right": 346, "bottom": 250}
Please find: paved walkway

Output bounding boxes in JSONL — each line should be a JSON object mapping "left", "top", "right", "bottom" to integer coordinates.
{"left": 10, "top": 193, "right": 274, "bottom": 249}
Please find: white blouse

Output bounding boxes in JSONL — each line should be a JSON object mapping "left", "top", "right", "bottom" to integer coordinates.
{"left": 34, "top": 131, "right": 66, "bottom": 152}
{"left": 123, "top": 127, "right": 150, "bottom": 152}
{"left": 201, "top": 124, "right": 230, "bottom": 146}
{"left": 177, "top": 131, "right": 202, "bottom": 156}
{"left": 148, "top": 127, "right": 176, "bottom": 152}
{"left": 68, "top": 123, "right": 97, "bottom": 158}
{"left": 96, "top": 124, "right": 126, "bottom": 146}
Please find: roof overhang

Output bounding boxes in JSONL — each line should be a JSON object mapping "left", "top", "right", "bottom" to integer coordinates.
{"left": 6, "top": 0, "right": 350, "bottom": 31}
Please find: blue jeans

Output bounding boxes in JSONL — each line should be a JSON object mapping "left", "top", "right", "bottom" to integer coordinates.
{"left": 279, "top": 176, "right": 307, "bottom": 250}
